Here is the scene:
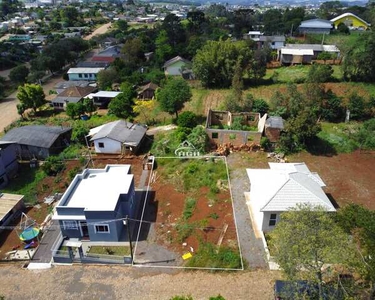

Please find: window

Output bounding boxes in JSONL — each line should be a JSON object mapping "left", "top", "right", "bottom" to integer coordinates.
{"left": 98, "top": 142, "right": 104, "bottom": 148}
{"left": 269, "top": 214, "right": 277, "bottom": 226}
{"left": 78, "top": 74, "right": 82, "bottom": 78}
{"left": 95, "top": 224, "right": 110, "bottom": 233}
{"left": 212, "top": 132, "right": 218, "bottom": 139}
{"left": 63, "top": 220, "right": 78, "bottom": 230}
{"left": 84, "top": 74, "right": 88, "bottom": 78}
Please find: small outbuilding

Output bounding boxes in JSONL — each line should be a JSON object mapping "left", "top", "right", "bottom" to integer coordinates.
{"left": 298, "top": 19, "right": 333, "bottom": 35}
{"left": 51, "top": 86, "right": 97, "bottom": 110}
{"left": 137, "top": 82, "right": 159, "bottom": 100}
{"left": 0, "top": 125, "right": 72, "bottom": 159}
{"left": 89, "top": 120, "right": 147, "bottom": 155}
{"left": 265, "top": 116, "right": 284, "bottom": 143}
{"left": 0, "top": 193, "right": 25, "bottom": 232}
{"left": 163, "top": 56, "right": 194, "bottom": 79}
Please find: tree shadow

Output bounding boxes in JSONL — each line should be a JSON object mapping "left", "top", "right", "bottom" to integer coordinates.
{"left": 138, "top": 135, "right": 154, "bottom": 155}
{"left": 306, "top": 137, "right": 337, "bottom": 157}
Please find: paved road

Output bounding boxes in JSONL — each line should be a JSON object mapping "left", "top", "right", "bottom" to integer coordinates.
{"left": 0, "top": 264, "right": 277, "bottom": 300}
{"left": 227, "top": 154, "right": 268, "bottom": 269}
{"left": 84, "top": 22, "right": 112, "bottom": 40}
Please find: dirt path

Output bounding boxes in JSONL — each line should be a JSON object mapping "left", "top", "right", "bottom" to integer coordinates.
{"left": 84, "top": 22, "right": 112, "bottom": 40}
{"left": 0, "top": 264, "right": 278, "bottom": 300}
{"left": 0, "top": 74, "right": 64, "bottom": 133}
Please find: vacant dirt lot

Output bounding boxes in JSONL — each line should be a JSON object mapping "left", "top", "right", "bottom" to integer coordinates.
{"left": 233, "top": 150, "right": 375, "bottom": 210}
{"left": 0, "top": 264, "right": 278, "bottom": 300}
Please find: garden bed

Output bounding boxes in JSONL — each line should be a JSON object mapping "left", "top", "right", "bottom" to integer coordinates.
{"left": 137, "top": 157, "right": 242, "bottom": 269}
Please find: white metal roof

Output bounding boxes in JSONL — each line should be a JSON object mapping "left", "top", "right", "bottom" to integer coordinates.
{"left": 280, "top": 48, "right": 314, "bottom": 55}
{"left": 56, "top": 165, "right": 133, "bottom": 212}
{"left": 67, "top": 68, "right": 105, "bottom": 74}
{"left": 87, "top": 91, "right": 121, "bottom": 98}
{"left": 246, "top": 163, "right": 335, "bottom": 212}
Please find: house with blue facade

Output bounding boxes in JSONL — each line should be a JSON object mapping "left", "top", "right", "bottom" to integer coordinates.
{"left": 67, "top": 67, "right": 105, "bottom": 81}
{"left": 0, "top": 142, "right": 18, "bottom": 188}
{"left": 53, "top": 164, "right": 136, "bottom": 243}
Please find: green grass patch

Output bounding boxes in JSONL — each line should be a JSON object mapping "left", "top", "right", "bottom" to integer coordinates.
{"left": 317, "top": 122, "right": 360, "bottom": 153}
{"left": 186, "top": 242, "right": 242, "bottom": 269}
{"left": 2, "top": 165, "right": 46, "bottom": 204}
{"left": 183, "top": 197, "right": 197, "bottom": 220}
{"left": 186, "top": 89, "right": 210, "bottom": 115}
{"left": 88, "top": 246, "right": 130, "bottom": 256}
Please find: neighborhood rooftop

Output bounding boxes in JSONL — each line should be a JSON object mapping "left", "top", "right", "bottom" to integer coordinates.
{"left": 163, "top": 56, "right": 190, "bottom": 68}
{"left": 87, "top": 91, "right": 121, "bottom": 98}
{"left": 54, "top": 165, "right": 133, "bottom": 213}
{"left": 89, "top": 120, "right": 147, "bottom": 147}
{"left": 247, "top": 163, "right": 335, "bottom": 212}
{"left": 0, "top": 125, "right": 72, "bottom": 148}
{"left": 0, "top": 193, "right": 24, "bottom": 222}
{"left": 67, "top": 67, "right": 105, "bottom": 74}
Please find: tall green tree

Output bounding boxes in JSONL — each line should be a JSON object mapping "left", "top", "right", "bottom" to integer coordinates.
{"left": 155, "top": 30, "right": 174, "bottom": 64}
{"left": 156, "top": 78, "right": 192, "bottom": 118}
{"left": 161, "top": 14, "right": 186, "bottom": 47}
{"left": 270, "top": 204, "right": 356, "bottom": 299}
{"left": 108, "top": 84, "right": 137, "bottom": 119}
{"left": 9, "top": 65, "right": 29, "bottom": 84}
{"left": 193, "top": 40, "right": 255, "bottom": 88}
{"left": 17, "top": 84, "right": 45, "bottom": 113}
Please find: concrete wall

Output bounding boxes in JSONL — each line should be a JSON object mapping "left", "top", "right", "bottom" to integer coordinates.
{"left": 206, "top": 128, "right": 262, "bottom": 146}
{"left": 93, "top": 137, "right": 122, "bottom": 154}
{"left": 265, "top": 127, "right": 282, "bottom": 143}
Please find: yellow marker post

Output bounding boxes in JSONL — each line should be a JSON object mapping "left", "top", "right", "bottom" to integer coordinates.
{"left": 182, "top": 252, "right": 192, "bottom": 260}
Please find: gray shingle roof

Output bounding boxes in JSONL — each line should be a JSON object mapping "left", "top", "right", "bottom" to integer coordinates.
{"left": 90, "top": 120, "right": 147, "bottom": 147}
{"left": 266, "top": 116, "right": 284, "bottom": 129}
{"left": 0, "top": 125, "right": 72, "bottom": 148}
{"left": 259, "top": 35, "right": 285, "bottom": 42}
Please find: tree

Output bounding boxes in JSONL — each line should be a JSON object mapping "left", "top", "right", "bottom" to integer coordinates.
{"left": 66, "top": 102, "right": 85, "bottom": 120}
{"left": 306, "top": 64, "right": 333, "bottom": 83}
{"left": 121, "top": 38, "right": 144, "bottom": 66}
{"left": 161, "top": 14, "right": 186, "bottom": 47}
{"left": 356, "top": 118, "right": 375, "bottom": 149}
{"left": 177, "top": 111, "right": 197, "bottom": 128}
{"left": 114, "top": 20, "right": 128, "bottom": 32}
{"left": 16, "top": 103, "right": 27, "bottom": 120}
{"left": 155, "top": 30, "right": 173, "bottom": 64}
{"left": 97, "top": 69, "right": 120, "bottom": 90}
{"left": 17, "top": 84, "right": 45, "bottom": 113}
{"left": 337, "top": 22, "right": 350, "bottom": 34}
{"left": 187, "top": 126, "right": 209, "bottom": 153}
{"left": 108, "top": 84, "right": 137, "bottom": 119}
{"left": 156, "top": 78, "right": 192, "bottom": 118}
{"left": 348, "top": 93, "right": 366, "bottom": 120}
{"left": 336, "top": 204, "right": 375, "bottom": 299}
{"left": 9, "top": 65, "right": 29, "bottom": 84}
{"left": 83, "top": 97, "right": 96, "bottom": 116}
{"left": 193, "top": 40, "right": 254, "bottom": 88}
{"left": 269, "top": 204, "right": 356, "bottom": 299}
{"left": 252, "top": 99, "right": 269, "bottom": 116}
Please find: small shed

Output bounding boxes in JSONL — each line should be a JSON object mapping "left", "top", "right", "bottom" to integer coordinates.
{"left": 0, "top": 125, "right": 72, "bottom": 159}
{"left": 0, "top": 193, "right": 25, "bottom": 232}
{"left": 265, "top": 117, "right": 284, "bottom": 143}
{"left": 137, "top": 82, "right": 159, "bottom": 100}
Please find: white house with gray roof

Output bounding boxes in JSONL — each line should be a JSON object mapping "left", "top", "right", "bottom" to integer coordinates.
{"left": 246, "top": 163, "right": 335, "bottom": 233}
{"left": 88, "top": 120, "right": 147, "bottom": 155}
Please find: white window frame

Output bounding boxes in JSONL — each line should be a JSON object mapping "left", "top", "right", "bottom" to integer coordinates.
{"left": 63, "top": 220, "right": 78, "bottom": 230}
{"left": 94, "top": 224, "right": 110, "bottom": 234}
{"left": 269, "top": 214, "right": 277, "bottom": 227}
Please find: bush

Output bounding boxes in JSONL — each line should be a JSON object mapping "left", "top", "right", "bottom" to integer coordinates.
{"left": 260, "top": 137, "right": 271, "bottom": 150}
{"left": 252, "top": 99, "right": 269, "bottom": 116}
{"left": 183, "top": 197, "right": 197, "bottom": 220}
{"left": 187, "top": 126, "right": 209, "bottom": 153}
{"left": 177, "top": 111, "right": 197, "bottom": 129}
{"left": 42, "top": 156, "right": 65, "bottom": 176}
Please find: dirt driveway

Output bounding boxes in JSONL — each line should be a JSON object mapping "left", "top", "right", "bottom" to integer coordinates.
{"left": 84, "top": 22, "right": 112, "bottom": 40}
{"left": 0, "top": 74, "right": 65, "bottom": 133}
{"left": 0, "top": 264, "right": 278, "bottom": 300}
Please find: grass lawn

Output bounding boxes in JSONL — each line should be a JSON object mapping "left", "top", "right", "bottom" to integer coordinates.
{"left": 2, "top": 165, "right": 46, "bottom": 204}
{"left": 317, "top": 122, "right": 360, "bottom": 153}
{"left": 88, "top": 246, "right": 130, "bottom": 256}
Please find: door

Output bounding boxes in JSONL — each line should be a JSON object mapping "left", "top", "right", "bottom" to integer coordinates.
{"left": 79, "top": 221, "right": 89, "bottom": 238}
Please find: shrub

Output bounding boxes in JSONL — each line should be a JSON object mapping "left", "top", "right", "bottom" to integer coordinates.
{"left": 252, "top": 99, "right": 269, "bottom": 116}
{"left": 177, "top": 111, "right": 197, "bottom": 129}
{"left": 183, "top": 198, "right": 197, "bottom": 220}
{"left": 42, "top": 156, "right": 65, "bottom": 176}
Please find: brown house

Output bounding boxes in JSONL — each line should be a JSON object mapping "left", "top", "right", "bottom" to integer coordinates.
{"left": 137, "top": 82, "right": 159, "bottom": 100}
{"left": 51, "top": 86, "right": 97, "bottom": 110}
